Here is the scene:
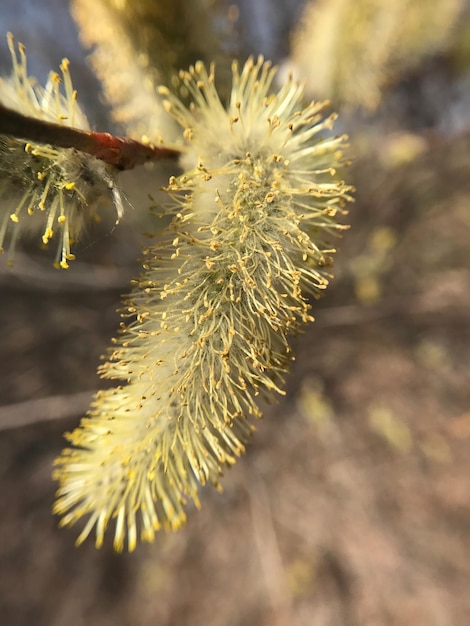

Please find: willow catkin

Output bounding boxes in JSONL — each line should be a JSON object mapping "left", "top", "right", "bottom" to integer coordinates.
{"left": 291, "top": 0, "right": 462, "bottom": 109}
{"left": 53, "top": 57, "right": 352, "bottom": 551}
{"left": 0, "top": 34, "right": 123, "bottom": 267}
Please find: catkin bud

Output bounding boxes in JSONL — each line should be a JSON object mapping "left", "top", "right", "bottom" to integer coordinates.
{"left": 0, "top": 34, "right": 123, "bottom": 268}
{"left": 53, "top": 57, "right": 353, "bottom": 551}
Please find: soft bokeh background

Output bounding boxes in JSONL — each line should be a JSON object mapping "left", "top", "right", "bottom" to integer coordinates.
{"left": 1, "top": 1, "right": 470, "bottom": 625}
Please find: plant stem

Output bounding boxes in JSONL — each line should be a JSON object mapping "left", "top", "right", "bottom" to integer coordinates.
{"left": 0, "top": 103, "right": 179, "bottom": 170}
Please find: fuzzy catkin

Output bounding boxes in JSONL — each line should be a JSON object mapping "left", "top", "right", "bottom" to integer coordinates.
{"left": 291, "top": 0, "right": 462, "bottom": 109}
{"left": 53, "top": 57, "right": 352, "bottom": 551}
{"left": 0, "top": 34, "right": 123, "bottom": 267}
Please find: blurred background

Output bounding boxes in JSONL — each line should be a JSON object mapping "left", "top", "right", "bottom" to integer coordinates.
{"left": 0, "top": 1, "right": 470, "bottom": 625}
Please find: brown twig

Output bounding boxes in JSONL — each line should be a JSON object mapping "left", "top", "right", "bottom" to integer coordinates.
{"left": 0, "top": 103, "right": 179, "bottom": 170}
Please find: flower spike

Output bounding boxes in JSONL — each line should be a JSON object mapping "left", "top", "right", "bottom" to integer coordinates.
{"left": 0, "top": 34, "right": 124, "bottom": 268}
{"left": 53, "top": 58, "right": 353, "bottom": 550}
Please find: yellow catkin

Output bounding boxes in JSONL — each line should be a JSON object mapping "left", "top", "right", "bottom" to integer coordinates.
{"left": 0, "top": 34, "right": 123, "bottom": 267}
{"left": 291, "top": 0, "right": 462, "bottom": 108}
{"left": 53, "top": 58, "right": 353, "bottom": 551}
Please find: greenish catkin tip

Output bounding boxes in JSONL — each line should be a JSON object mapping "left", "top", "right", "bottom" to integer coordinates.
{"left": 53, "top": 56, "right": 353, "bottom": 552}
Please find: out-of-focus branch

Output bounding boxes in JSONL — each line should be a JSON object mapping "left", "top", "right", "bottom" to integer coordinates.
{"left": 0, "top": 390, "right": 96, "bottom": 432}
{"left": 0, "top": 251, "right": 133, "bottom": 292}
{"left": 0, "top": 103, "right": 179, "bottom": 170}
{"left": 316, "top": 288, "right": 470, "bottom": 328}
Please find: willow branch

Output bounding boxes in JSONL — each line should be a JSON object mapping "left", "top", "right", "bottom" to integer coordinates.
{"left": 0, "top": 103, "right": 179, "bottom": 170}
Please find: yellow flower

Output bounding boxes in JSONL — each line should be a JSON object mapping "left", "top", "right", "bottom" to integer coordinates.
{"left": 0, "top": 34, "right": 123, "bottom": 268}
{"left": 53, "top": 57, "right": 352, "bottom": 551}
